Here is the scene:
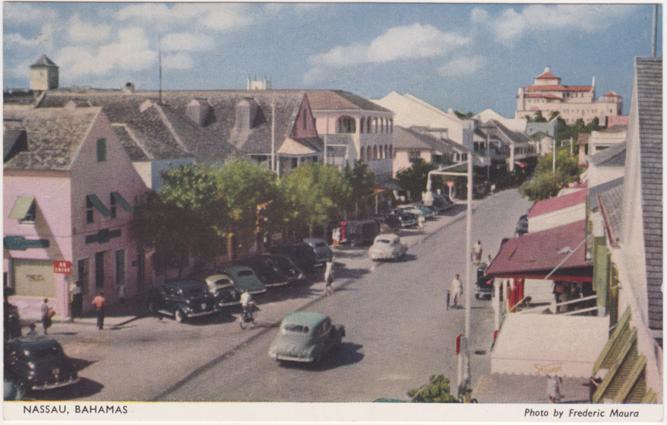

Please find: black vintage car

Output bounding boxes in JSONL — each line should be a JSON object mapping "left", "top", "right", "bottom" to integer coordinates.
{"left": 236, "top": 254, "right": 304, "bottom": 288}
{"left": 5, "top": 337, "right": 79, "bottom": 393}
{"left": 4, "top": 301, "right": 22, "bottom": 341}
{"left": 147, "top": 280, "right": 218, "bottom": 322}
{"left": 269, "top": 243, "right": 319, "bottom": 273}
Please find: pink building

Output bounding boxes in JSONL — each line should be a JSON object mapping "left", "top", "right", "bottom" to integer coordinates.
{"left": 4, "top": 106, "right": 150, "bottom": 319}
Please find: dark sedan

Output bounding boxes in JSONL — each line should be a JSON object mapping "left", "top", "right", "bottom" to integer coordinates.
{"left": 269, "top": 243, "right": 319, "bottom": 273}
{"left": 236, "top": 254, "right": 304, "bottom": 288}
{"left": 147, "top": 280, "right": 218, "bottom": 322}
{"left": 5, "top": 337, "right": 79, "bottom": 393}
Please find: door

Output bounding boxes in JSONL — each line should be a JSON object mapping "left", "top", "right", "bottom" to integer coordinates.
{"left": 12, "top": 259, "right": 55, "bottom": 297}
{"left": 77, "top": 258, "right": 89, "bottom": 294}
{"left": 115, "top": 249, "right": 125, "bottom": 289}
{"left": 95, "top": 252, "right": 105, "bottom": 290}
{"left": 136, "top": 251, "right": 145, "bottom": 291}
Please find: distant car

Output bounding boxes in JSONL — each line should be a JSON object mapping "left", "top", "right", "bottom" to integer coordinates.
{"left": 303, "top": 238, "right": 333, "bottom": 265}
{"left": 147, "top": 280, "right": 218, "bottom": 322}
{"left": 473, "top": 182, "right": 490, "bottom": 199}
{"left": 394, "top": 211, "right": 418, "bottom": 228}
{"left": 204, "top": 274, "right": 241, "bottom": 308}
{"left": 268, "top": 312, "right": 345, "bottom": 363}
{"left": 515, "top": 214, "right": 528, "bottom": 236}
{"left": 368, "top": 234, "right": 408, "bottom": 261}
{"left": 5, "top": 337, "right": 79, "bottom": 392}
{"left": 342, "top": 219, "right": 380, "bottom": 247}
{"left": 396, "top": 205, "right": 434, "bottom": 220}
{"left": 269, "top": 243, "right": 319, "bottom": 273}
{"left": 265, "top": 254, "right": 306, "bottom": 285}
{"left": 219, "top": 265, "right": 268, "bottom": 295}
{"left": 236, "top": 255, "right": 294, "bottom": 288}
{"left": 375, "top": 214, "right": 401, "bottom": 233}
{"left": 429, "top": 194, "right": 454, "bottom": 213}
{"left": 4, "top": 302, "right": 22, "bottom": 341}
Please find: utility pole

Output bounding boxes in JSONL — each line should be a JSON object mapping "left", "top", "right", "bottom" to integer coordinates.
{"left": 462, "top": 153, "right": 473, "bottom": 396}
{"left": 271, "top": 98, "right": 276, "bottom": 174}
{"left": 324, "top": 113, "right": 329, "bottom": 165}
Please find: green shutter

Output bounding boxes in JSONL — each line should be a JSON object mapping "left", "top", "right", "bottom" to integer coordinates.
{"left": 86, "top": 194, "right": 111, "bottom": 217}
{"left": 592, "top": 326, "right": 637, "bottom": 403}
{"left": 592, "top": 237, "right": 609, "bottom": 311}
{"left": 97, "top": 138, "right": 107, "bottom": 162}
{"left": 9, "top": 196, "right": 35, "bottom": 220}
{"left": 593, "top": 308, "right": 632, "bottom": 374}
{"left": 111, "top": 192, "right": 133, "bottom": 212}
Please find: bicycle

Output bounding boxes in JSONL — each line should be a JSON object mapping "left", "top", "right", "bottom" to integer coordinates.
{"left": 239, "top": 302, "right": 259, "bottom": 329}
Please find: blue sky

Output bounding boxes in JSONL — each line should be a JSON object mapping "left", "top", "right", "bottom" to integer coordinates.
{"left": 3, "top": 2, "right": 661, "bottom": 116}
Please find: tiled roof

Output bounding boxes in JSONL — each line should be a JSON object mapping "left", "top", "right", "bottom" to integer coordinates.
{"left": 597, "top": 182, "right": 624, "bottom": 247}
{"left": 526, "top": 85, "right": 592, "bottom": 92}
{"left": 536, "top": 69, "right": 559, "bottom": 80}
{"left": 603, "top": 91, "right": 621, "bottom": 98}
{"left": 112, "top": 124, "right": 149, "bottom": 161}
{"left": 524, "top": 93, "right": 561, "bottom": 100}
{"left": 528, "top": 189, "right": 587, "bottom": 218}
{"left": 488, "top": 119, "right": 530, "bottom": 146}
{"left": 635, "top": 57, "right": 662, "bottom": 330}
{"left": 306, "top": 90, "right": 391, "bottom": 113}
{"left": 588, "top": 143, "right": 626, "bottom": 166}
{"left": 589, "top": 176, "right": 623, "bottom": 211}
{"left": 30, "top": 54, "right": 57, "bottom": 68}
{"left": 392, "top": 126, "right": 434, "bottom": 150}
{"left": 3, "top": 126, "right": 27, "bottom": 162}
{"left": 4, "top": 107, "right": 101, "bottom": 171}
{"left": 486, "top": 220, "right": 591, "bottom": 278}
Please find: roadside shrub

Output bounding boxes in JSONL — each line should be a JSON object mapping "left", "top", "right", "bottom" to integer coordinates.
{"left": 407, "top": 375, "right": 460, "bottom": 403}
{"left": 520, "top": 171, "right": 561, "bottom": 201}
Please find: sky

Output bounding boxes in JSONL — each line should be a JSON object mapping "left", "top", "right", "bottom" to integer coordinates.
{"left": 3, "top": 2, "right": 662, "bottom": 116}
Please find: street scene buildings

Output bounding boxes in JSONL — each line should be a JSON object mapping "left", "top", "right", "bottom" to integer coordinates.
{"left": 2, "top": 2, "right": 662, "bottom": 412}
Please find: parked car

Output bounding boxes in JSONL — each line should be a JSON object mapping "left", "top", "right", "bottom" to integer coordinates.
{"left": 268, "top": 311, "right": 345, "bottom": 363}
{"left": 395, "top": 205, "right": 434, "bottom": 220}
{"left": 394, "top": 211, "right": 418, "bottom": 228}
{"left": 265, "top": 254, "right": 306, "bottom": 284}
{"left": 147, "top": 280, "right": 218, "bottom": 322}
{"left": 368, "top": 234, "right": 408, "bottom": 261}
{"left": 341, "top": 219, "right": 380, "bottom": 247}
{"left": 374, "top": 214, "right": 401, "bottom": 233}
{"left": 429, "top": 194, "right": 454, "bottom": 213}
{"left": 5, "top": 337, "right": 79, "bottom": 392}
{"left": 236, "top": 255, "right": 294, "bottom": 288}
{"left": 269, "top": 243, "right": 319, "bottom": 273}
{"left": 4, "top": 301, "right": 22, "bottom": 341}
{"left": 515, "top": 214, "right": 528, "bottom": 236}
{"left": 473, "top": 182, "right": 490, "bottom": 199}
{"left": 204, "top": 274, "right": 241, "bottom": 308}
{"left": 303, "top": 238, "right": 333, "bottom": 265}
{"left": 474, "top": 262, "right": 495, "bottom": 300}
{"left": 219, "top": 265, "right": 268, "bottom": 295}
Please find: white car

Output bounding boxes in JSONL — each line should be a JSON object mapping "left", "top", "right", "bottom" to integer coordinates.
{"left": 368, "top": 234, "right": 408, "bottom": 261}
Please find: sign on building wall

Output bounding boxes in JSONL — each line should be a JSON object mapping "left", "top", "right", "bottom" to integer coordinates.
{"left": 53, "top": 260, "right": 72, "bottom": 274}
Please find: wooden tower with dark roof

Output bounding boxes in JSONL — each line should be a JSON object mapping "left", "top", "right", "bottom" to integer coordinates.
{"left": 29, "top": 54, "right": 59, "bottom": 92}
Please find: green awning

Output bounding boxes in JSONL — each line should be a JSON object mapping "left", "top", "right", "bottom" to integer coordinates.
{"left": 87, "top": 194, "right": 111, "bottom": 217}
{"left": 9, "top": 196, "right": 34, "bottom": 220}
{"left": 111, "top": 192, "right": 133, "bottom": 213}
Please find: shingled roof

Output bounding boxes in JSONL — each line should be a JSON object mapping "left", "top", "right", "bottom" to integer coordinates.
{"left": 634, "top": 57, "right": 662, "bottom": 331}
{"left": 393, "top": 126, "right": 434, "bottom": 150}
{"left": 306, "top": 90, "right": 391, "bottom": 113}
{"left": 588, "top": 143, "right": 626, "bottom": 167}
{"left": 30, "top": 54, "right": 57, "bottom": 68}
{"left": 4, "top": 107, "right": 101, "bottom": 171}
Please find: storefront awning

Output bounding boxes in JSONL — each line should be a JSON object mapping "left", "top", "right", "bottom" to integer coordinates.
{"left": 87, "top": 194, "right": 111, "bottom": 217}
{"left": 111, "top": 192, "right": 133, "bottom": 212}
{"left": 9, "top": 196, "right": 35, "bottom": 220}
{"left": 514, "top": 161, "right": 527, "bottom": 169}
{"left": 486, "top": 220, "right": 592, "bottom": 282}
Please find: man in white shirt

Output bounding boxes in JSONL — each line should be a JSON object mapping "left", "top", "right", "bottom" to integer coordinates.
{"left": 450, "top": 274, "right": 463, "bottom": 309}
{"left": 472, "top": 240, "right": 483, "bottom": 265}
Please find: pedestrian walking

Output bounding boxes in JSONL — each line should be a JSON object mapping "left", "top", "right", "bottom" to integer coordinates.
{"left": 26, "top": 323, "right": 38, "bottom": 337}
{"left": 70, "top": 280, "right": 83, "bottom": 320}
{"left": 472, "top": 240, "right": 483, "bottom": 265}
{"left": 40, "top": 298, "right": 53, "bottom": 335}
{"left": 324, "top": 258, "right": 335, "bottom": 296}
{"left": 91, "top": 291, "right": 106, "bottom": 330}
{"left": 546, "top": 374, "right": 563, "bottom": 403}
{"left": 450, "top": 274, "right": 462, "bottom": 309}
{"left": 117, "top": 282, "right": 127, "bottom": 304}
{"left": 417, "top": 215, "right": 425, "bottom": 233}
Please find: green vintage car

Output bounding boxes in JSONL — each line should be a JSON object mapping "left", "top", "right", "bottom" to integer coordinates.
{"left": 268, "top": 312, "right": 345, "bottom": 363}
{"left": 219, "top": 265, "right": 267, "bottom": 295}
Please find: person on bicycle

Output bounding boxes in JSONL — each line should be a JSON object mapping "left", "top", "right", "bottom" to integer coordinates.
{"left": 240, "top": 289, "right": 253, "bottom": 315}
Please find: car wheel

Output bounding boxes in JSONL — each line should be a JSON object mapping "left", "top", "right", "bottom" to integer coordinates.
{"left": 174, "top": 310, "right": 185, "bottom": 323}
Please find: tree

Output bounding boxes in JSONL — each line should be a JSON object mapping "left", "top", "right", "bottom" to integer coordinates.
{"left": 532, "top": 111, "right": 547, "bottom": 123}
{"left": 211, "top": 159, "right": 280, "bottom": 253}
{"left": 521, "top": 149, "right": 582, "bottom": 201}
{"left": 407, "top": 375, "right": 460, "bottom": 403}
{"left": 396, "top": 158, "right": 437, "bottom": 201}
{"left": 519, "top": 171, "right": 562, "bottom": 201}
{"left": 279, "top": 163, "right": 351, "bottom": 237}
{"left": 342, "top": 160, "right": 375, "bottom": 217}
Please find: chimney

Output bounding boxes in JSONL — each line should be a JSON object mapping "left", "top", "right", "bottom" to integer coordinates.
{"left": 235, "top": 97, "right": 259, "bottom": 129}
{"left": 123, "top": 82, "right": 135, "bottom": 93}
{"left": 186, "top": 98, "right": 212, "bottom": 126}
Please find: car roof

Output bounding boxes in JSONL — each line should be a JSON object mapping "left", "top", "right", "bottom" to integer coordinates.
{"left": 282, "top": 311, "right": 329, "bottom": 327}
{"left": 205, "top": 274, "right": 232, "bottom": 283}
{"left": 164, "top": 280, "right": 206, "bottom": 289}
{"left": 224, "top": 265, "right": 255, "bottom": 273}
{"left": 12, "top": 336, "right": 61, "bottom": 349}
{"left": 375, "top": 234, "right": 399, "bottom": 242}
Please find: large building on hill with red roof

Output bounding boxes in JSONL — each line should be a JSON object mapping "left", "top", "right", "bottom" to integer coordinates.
{"left": 515, "top": 66, "right": 623, "bottom": 125}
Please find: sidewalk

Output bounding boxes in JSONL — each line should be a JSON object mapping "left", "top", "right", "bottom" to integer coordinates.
{"left": 473, "top": 373, "right": 591, "bottom": 403}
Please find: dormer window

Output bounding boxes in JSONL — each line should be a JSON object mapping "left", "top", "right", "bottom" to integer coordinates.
{"left": 9, "top": 196, "right": 36, "bottom": 224}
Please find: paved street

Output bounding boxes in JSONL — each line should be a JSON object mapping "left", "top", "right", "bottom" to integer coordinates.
{"left": 28, "top": 189, "right": 530, "bottom": 402}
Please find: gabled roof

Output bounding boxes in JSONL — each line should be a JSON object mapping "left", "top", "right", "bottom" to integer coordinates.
{"left": 635, "top": 57, "right": 662, "bottom": 330}
{"left": 488, "top": 119, "right": 530, "bottom": 146}
{"left": 528, "top": 189, "right": 587, "bottom": 218}
{"left": 3, "top": 126, "right": 27, "bottom": 162}
{"left": 4, "top": 107, "right": 101, "bottom": 171}
{"left": 588, "top": 143, "right": 626, "bottom": 167}
{"left": 307, "top": 90, "right": 391, "bottom": 113}
{"left": 597, "top": 182, "right": 624, "bottom": 247}
{"left": 392, "top": 126, "right": 434, "bottom": 150}
{"left": 30, "top": 54, "right": 57, "bottom": 68}
{"left": 588, "top": 177, "right": 623, "bottom": 211}
{"left": 536, "top": 68, "right": 559, "bottom": 80}
{"left": 486, "top": 220, "right": 591, "bottom": 281}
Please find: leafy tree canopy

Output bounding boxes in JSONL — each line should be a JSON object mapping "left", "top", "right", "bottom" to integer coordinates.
{"left": 396, "top": 158, "right": 437, "bottom": 201}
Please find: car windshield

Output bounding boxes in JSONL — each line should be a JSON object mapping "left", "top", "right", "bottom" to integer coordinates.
{"left": 283, "top": 324, "right": 309, "bottom": 333}
{"left": 376, "top": 239, "right": 391, "bottom": 244}
{"left": 238, "top": 270, "right": 254, "bottom": 277}
{"left": 180, "top": 287, "right": 206, "bottom": 297}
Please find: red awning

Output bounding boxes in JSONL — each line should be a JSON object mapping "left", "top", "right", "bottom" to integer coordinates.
{"left": 514, "top": 161, "right": 527, "bottom": 169}
{"left": 486, "top": 220, "right": 592, "bottom": 282}
{"left": 527, "top": 189, "right": 587, "bottom": 218}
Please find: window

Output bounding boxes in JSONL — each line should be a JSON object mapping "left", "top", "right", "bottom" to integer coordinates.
{"left": 291, "top": 157, "right": 298, "bottom": 169}
{"left": 86, "top": 196, "right": 94, "bottom": 223}
{"left": 408, "top": 149, "right": 420, "bottom": 162}
{"left": 109, "top": 193, "right": 117, "bottom": 219}
{"left": 373, "top": 145, "right": 378, "bottom": 160}
{"left": 115, "top": 250, "right": 125, "bottom": 289}
{"left": 77, "top": 258, "right": 89, "bottom": 294}
{"left": 384, "top": 145, "right": 389, "bottom": 159}
{"left": 95, "top": 251, "right": 105, "bottom": 289}
{"left": 389, "top": 145, "right": 393, "bottom": 158}
{"left": 96, "top": 138, "right": 107, "bottom": 162}
{"left": 19, "top": 202, "right": 36, "bottom": 224}
{"left": 366, "top": 146, "right": 372, "bottom": 161}
{"left": 360, "top": 146, "right": 365, "bottom": 161}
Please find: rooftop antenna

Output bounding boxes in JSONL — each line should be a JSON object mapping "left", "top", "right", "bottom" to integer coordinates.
{"left": 158, "top": 36, "right": 163, "bottom": 104}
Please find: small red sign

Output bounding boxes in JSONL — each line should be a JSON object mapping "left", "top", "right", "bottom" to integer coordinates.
{"left": 53, "top": 260, "right": 72, "bottom": 274}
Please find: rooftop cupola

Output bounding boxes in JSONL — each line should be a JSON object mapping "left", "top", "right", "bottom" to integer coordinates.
{"left": 29, "top": 54, "right": 59, "bottom": 91}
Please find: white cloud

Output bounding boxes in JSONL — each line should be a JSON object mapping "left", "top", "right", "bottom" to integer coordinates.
{"left": 309, "top": 23, "right": 470, "bottom": 68}
{"left": 67, "top": 15, "right": 111, "bottom": 44}
{"left": 303, "top": 67, "right": 327, "bottom": 85}
{"left": 474, "top": 5, "right": 638, "bottom": 43}
{"left": 5, "top": 23, "right": 55, "bottom": 49}
{"left": 116, "top": 3, "right": 253, "bottom": 32}
{"left": 55, "top": 27, "right": 157, "bottom": 78}
{"left": 162, "top": 33, "right": 214, "bottom": 52}
{"left": 162, "top": 53, "right": 194, "bottom": 70}
{"left": 438, "top": 55, "right": 487, "bottom": 78}
{"left": 4, "top": 3, "right": 57, "bottom": 26}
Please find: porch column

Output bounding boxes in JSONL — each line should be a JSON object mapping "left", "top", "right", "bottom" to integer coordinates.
{"left": 493, "top": 279, "right": 500, "bottom": 332}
